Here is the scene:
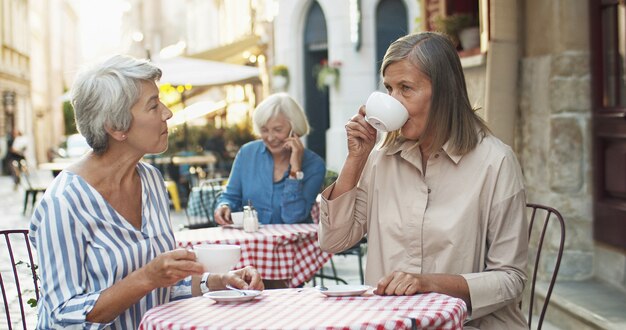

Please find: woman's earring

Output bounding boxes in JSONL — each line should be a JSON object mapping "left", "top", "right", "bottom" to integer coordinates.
{"left": 121, "top": 134, "right": 127, "bottom": 140}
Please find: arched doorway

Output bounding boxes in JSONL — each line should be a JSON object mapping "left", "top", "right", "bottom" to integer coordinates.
{"left": 303, "top": 1, "right": 329, "bottom": 160}
{"left": 375, "top": 0, "right": 408, "bottom": 87}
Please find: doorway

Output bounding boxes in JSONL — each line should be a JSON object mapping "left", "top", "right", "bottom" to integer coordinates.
{"left": 375, "top": 0, "right": 408, "bottom": 88}
{"left": 303, "top": 1, "right": 329, "bottom": 160}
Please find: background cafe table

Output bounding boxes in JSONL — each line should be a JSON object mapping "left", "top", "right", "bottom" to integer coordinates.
{"left": 139, "top": 288, "right": 468, "bottom": 329}
{"left": 175, "top": 224, "right": 332, "bottom": 288}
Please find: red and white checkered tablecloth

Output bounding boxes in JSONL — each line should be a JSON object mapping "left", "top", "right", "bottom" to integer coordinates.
{"left": 139, "top": 288, "right": 467, "bottom": 330}
{"left": 175, "top": 224, "right": 332, "bottom": 287}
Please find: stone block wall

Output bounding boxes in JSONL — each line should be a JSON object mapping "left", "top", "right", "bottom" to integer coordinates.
{"left": 518, "top": 51, "right": 594, "bottom": 281}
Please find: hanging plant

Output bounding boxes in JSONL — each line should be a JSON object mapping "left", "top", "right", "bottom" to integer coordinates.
{"left": 314, "top": 59, "right": 341, "bottom": 91}
{"left": 271, "top": 64, "right": 290, "bottom": 90}
{"left": 433, "top": 13, "right": 478, "bottom": 48}
{"left": 271, "top": 64, "right": 289, "bottom": 77}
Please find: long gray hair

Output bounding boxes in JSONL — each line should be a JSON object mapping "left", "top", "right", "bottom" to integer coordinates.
{"left": 380, "top": 32, "right": 489, "bottom": 155}
{"left": 70, "top": 55, "right": 162, "bottom": 154}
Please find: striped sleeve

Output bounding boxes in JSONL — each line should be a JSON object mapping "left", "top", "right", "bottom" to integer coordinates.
{"left": 30, "top": 173, "right": 112, "bottom": 329}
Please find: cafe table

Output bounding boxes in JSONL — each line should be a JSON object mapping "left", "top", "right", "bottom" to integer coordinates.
{"left": 175, "top": 224, "right": 332, "bottom": 288}
{"left": 138, "top": 287, "right": 468, "bottom": 329}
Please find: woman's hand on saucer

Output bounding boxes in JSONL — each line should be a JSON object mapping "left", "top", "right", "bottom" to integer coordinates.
{"left": 214, "top": 204, "right": 232, "bottom": 225}
{"left": 221, "top": 266, "right": 265, "bottom": 291}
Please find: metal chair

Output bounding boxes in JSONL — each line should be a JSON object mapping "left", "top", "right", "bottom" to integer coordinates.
{"left": 524, "top": 203, "right": 566, "bottom": 330}
{"left": 314, "top": 238, "right": 366, "bottom": 286}
{"left": 1, "top": 229, "right": 39, "bottom": 330}
{"left": 310, "top": 201, "right": 366, "bottom": 285}
{"left": 184, "top": 177, "right": 227, "bottom": 229}
{"left": 11, "top": 160, "right": 50, "bottom": 215}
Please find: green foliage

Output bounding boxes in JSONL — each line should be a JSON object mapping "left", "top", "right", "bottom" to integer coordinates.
{"left": 433, "top": 13, "right": 477, "bottom": 45}
{"left": 16, "top": 260, "right": 39, "bottom": 308}
{"left": 63, "top": 100, "right": 78, "bottom": 135}
{"left": 223, "top": 116, "right": 256, "bottom": 149}
{"left": 324, "top": 169, "right": 339, "bottom": 189}
{"left": 166, "top": 118, "right": 256, "bottom": 162}
{"left": 313, "top": 60, "right": 341, "bottom": 91}
{"left": 271, "top": 64, "right": 289, "bottom": 77}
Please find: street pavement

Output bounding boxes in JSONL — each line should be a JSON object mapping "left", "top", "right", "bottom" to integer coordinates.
{"left": 0, "top": 174, "right": 364, "bottom": 328}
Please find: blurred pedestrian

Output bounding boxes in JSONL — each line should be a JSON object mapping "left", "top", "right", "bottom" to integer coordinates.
{"left": 6, "top": 129, "right": 29, "bottom": 188}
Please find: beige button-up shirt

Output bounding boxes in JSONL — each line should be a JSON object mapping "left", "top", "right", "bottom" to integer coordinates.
{"left": 319, "top": 134, "right": 528, "bottom": 329}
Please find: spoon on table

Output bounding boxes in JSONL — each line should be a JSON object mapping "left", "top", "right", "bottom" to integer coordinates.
{"left": 225, "top": 284, "right": 248, "bottom": 296}
{"left": 315, "top": 284, "right": 328, "bottom": 291}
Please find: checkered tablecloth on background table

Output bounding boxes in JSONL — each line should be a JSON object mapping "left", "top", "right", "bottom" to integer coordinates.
{"left": 175, "top": 224, "right": 332, "bottom": 287}
{"left": 139, "top": 288, "right": 468, "bottom": 330}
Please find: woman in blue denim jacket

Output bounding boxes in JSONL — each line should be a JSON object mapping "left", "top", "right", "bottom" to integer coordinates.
{"left": 214, "top": 93, "right": 326, "bottom": 225}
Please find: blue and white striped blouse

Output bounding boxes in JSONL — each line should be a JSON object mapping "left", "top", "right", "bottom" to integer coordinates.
{"left": 29, "top": 162, "right": 191, "bottom": 329}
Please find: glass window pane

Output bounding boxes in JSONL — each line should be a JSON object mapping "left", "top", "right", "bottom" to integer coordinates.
{"left": 602, "top": 6, "right": 617, "bottom": 107}
{"left": 615, "top": 1, "right": 626, "bottom": 107}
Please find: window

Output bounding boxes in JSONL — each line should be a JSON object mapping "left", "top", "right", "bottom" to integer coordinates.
{"left": 590, "top": 0, "right": 626, "bottom": 249}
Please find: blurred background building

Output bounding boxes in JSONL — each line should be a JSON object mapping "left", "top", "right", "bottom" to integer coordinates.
{"left": 2, "top": 0, "right": 625, "bottom": 328}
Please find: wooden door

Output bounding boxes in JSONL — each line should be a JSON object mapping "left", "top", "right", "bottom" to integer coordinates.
{"left": 590, "top": 0, "right": 626, "bottom": 249}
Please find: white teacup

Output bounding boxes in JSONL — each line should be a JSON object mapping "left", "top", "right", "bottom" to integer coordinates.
{"left": 194, "top": 244, "right": 241, "bottom": 273}
{"left": 231, "top": 212, "right": 244, "bottom": 227}
{"left": 365, "top": 91, "right": 409, "bottom": 132}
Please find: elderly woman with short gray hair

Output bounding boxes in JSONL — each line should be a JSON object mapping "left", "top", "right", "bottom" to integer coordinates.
{"left": 214, "top": 92, "right": 326, "bottom": 226}
{"left": 29, "top": 54, "right": 263, "bottom": 329}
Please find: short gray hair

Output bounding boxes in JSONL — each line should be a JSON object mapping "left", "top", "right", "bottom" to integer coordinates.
{"left": 252, "top": 93, "right": 310, "bottom": 136}
{"left": 70, "top": 54, "right": 162, "bottom": 154}
{"left": 380, "top": 32, "right": 489, "bottom": 155}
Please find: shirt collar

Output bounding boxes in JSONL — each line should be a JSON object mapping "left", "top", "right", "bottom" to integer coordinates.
{"left": 383, "top": 137, "right": 463, "bottom": 164}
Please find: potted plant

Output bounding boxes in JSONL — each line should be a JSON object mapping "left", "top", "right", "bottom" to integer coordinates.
{"left": 314, "top": 59, "right": 341, "bottom": 91}
{"left": 271, "top": 64, "right": 290, "bottom": 90}
{"left": 433, "top": 13, "right": 479, "bottom": 50}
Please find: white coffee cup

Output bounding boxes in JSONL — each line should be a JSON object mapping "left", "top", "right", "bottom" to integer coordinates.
{"left": 194, "top": 244, "right": 241, "bottom": 273}
{"left": 231, "top": 211, "right": 244, "bottom": 227}
{"left": 365, "top": 91, "right": 409, "bottom": 132}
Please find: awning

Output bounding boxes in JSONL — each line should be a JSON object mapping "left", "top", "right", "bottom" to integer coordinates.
{"left": 153, "top": 56, "right": 260, "bottom": 87}
{"left": 188, "top": 35, "right": 263, "bottom": 65}
{"left": 168, "top": 100, "right": 227, "bottom": 127}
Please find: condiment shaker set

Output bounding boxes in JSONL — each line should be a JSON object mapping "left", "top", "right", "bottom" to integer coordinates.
{"left": 242, "top": 202, "right": 259, "bottom": 233}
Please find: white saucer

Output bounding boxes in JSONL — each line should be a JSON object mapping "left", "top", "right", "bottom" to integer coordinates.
{"left": 203, "top": 290, "right": 262, "bottom": 302}
{"left": 319, "top": 285, "right": 370, "bottom": 297}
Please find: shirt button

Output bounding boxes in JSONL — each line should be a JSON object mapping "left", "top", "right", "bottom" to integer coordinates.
{"left": 428, "top": 188, "right": 431, "bottom": 193}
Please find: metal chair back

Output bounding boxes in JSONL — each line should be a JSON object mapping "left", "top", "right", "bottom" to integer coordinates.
{"left": 1, "top": 229, "right": 39, "bottom": 330}
{"left": 185, "top": 177, "right": 227, "bottom": 229}
{"left": 525, "top": 203, "right": 566, "bottom": 330}
{"left": 11, "top": 160, "right": 50, "bottom": 215}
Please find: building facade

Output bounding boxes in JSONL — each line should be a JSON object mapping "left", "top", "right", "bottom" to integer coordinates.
{"left": 29, "top": 0, "right": 80, "bottom": 163}
{"left": 1, "top": 0, "right": 31, "bottom": 171}
{"left": 274, "top": 0, "right": 625, "bottom": 328}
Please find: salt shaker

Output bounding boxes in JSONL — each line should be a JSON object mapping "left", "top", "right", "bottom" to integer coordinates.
{"left": 243, "top": 204, "right": 259, "bottom": 233}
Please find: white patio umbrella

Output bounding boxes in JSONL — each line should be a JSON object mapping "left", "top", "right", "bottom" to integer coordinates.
{"left": 168, "top": 100, "right": 227, "bottom": 127}
{"left": 152, "top": 56, "right": 260, "bottom": 87}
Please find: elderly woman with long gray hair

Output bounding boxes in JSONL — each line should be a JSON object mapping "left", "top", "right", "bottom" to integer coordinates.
{"left": 29, "top": 55, "right": 263, "bottom": 329}
{"left": 318, "top": 32, "right": 529, "bottom": 329}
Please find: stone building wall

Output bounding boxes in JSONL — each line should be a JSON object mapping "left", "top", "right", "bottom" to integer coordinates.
{"left": 518, "top": 51, "right": 594, "bottom": 281}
